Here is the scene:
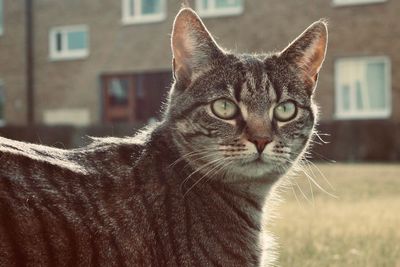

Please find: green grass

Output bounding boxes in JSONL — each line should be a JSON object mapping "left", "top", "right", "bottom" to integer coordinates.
{"left": 270, "top": 164, "right": 400, "bottom": 267}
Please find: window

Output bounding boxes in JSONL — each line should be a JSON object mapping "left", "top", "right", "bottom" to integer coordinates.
{"left": 196, "top": 0, "right": 243, "bottom": 17}
{"left": 0, "top": 0, "right": 3, "bottom": 35}
{"left": 332, "top": 0, "right": 386, "bottom": 6}
{"left": 122, "top": 0, "right": 166, "bottom": 24}
{"left": 102, "top": 72, "right": 171, "bottom": 123}
{"left": 108, "top": 78, "right": 131, "bottom": 107}
{"left": 49, "top": 25, "right": 89, "bottom": 60}
{"left": 335, "top": 57, "right": 391, "bottom": 119}
{"left": 0, "top": 81, "right": 5, "bottom": 126}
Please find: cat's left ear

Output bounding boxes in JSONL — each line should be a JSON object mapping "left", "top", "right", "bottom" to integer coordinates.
{"left": 171, "top": 8, "right": 224, "bottom": 88}
{"left": 280, "top": 20, "right": 328, "bottom": 86}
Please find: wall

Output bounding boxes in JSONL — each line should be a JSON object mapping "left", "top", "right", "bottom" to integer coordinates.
{"left": 0, "top": 1, "right": 27, "bottom": 125}
{"left": 0, "top": 0, "right": 399, "bottom": 125}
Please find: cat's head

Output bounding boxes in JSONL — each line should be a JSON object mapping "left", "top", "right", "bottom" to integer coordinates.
{"left": 166, "top": 8, "right": 327, "bottom": 182}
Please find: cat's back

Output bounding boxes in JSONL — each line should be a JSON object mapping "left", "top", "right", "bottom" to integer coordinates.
{"left": 0, "top": 135, "right": 145, "bottom": 205}
{"left": 0, "top": 136, "right": 87, "bottom": 175}
{"left": 0, "top": 136, "right": 146, "bottom": 266}
{"left": 0, "top": 135, "right": 144, "bottom": 176}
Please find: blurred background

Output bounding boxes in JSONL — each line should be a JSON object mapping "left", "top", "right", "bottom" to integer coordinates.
{"left": 0, "top": 0, "right": 399, "bottom": 266}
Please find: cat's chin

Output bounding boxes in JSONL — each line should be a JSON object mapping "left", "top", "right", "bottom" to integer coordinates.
{"left": 225, "top": 159, "right": 286, "bottom": 184}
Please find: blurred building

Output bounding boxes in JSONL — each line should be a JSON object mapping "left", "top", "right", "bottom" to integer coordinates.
{"left": 0, "top": 0, "right": 399, "bottom": 160}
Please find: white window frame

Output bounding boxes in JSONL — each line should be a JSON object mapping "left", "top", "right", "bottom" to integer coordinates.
{"left": 332, "top": 0, "right": 386, "bottom": 7}
{"left": 0, "top": 80, "right": 5, "bottom": 126}
{"left": 334, "top": 56, "right": 391, "bottom": 120}
{"left": 49, "top": 25, "right": 89, "bottom": 61}
{"left": 122, "top": 0, "right": 166, "bottom": 25}
{"left": 0, "top": 0, "right": 4, "bottom": 36}
{"left": 196, "top": 0, "right": 243, "bottom": 18}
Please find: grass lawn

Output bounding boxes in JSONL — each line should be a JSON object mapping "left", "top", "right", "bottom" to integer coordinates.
{"left": 270, "top": 163, "right": 400, "bottom": 267}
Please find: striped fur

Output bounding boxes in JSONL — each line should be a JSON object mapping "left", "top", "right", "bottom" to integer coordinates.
{"left": 0, "top": 8, "right": 327, "bottom": 267}
{"left": 0, "top": 130, "right": 263, "bottom": 266}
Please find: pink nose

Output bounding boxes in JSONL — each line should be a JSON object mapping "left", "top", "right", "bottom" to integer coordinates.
{"left": 248, "top": 136, "right": 272, "bottom": 154}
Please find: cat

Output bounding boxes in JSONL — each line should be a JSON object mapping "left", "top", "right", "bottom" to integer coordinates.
{"left": 0, "top": 8, "right": 327, "bottom": 267}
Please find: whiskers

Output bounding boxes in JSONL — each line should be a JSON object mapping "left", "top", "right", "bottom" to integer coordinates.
{"left": 182, "top": 156, "right": 235, "bottom": 197}
{"left": 168, "top": 148, "right": 216, "bottom": 169}
{"left": 298, "top": 157, "right": 337, "bottom": 198}
{"left": 286, "top": 155, "right": 337, "bottom": 207}
{"left": 270, "top": 142, "right": 337, "bottom": 205}
{"left": 269, "top": 146, "right": 292, "bottom": 167}
{"left": 167, "top": 145, "right": 244, "bottom": 197}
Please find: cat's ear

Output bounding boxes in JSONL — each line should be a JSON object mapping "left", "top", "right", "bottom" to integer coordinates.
{"left": 280, "top": 20, "right": 328, "bottom": 85}
{"left": 171, "top": 8, "right": 224, "bottom": 87}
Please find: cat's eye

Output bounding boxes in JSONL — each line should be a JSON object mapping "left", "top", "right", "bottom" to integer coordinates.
{"left": 273, "top": 101, "right": 297, "bottom": 122}
{"left": 211, "top": 98, "right": 238, "bottom": 120}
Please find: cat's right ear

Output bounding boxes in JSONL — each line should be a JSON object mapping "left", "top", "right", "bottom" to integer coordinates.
{"left": 279, "top": 20, "right": 328, "bottom": 89}
{"left": 171, "top": 8, "right": 224, "bottom": 88}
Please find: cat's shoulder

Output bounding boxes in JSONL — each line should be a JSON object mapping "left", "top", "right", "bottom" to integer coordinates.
{"left": 76, "top": 136, "right": 145, "bottom": 159}
{"left": 68, "top": 135, "right": 147, "bottom": 175}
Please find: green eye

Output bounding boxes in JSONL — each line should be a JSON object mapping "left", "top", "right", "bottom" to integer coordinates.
{"left": 211, "top": 98, "right": 238, "bottom": 120}
{"left": 273, "top": 101, "right": 297, "bottom": 122}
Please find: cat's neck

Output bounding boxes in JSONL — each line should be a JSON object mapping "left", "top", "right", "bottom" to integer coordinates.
{"left": 126, "top": 126, "right": 277, "bottom": 264}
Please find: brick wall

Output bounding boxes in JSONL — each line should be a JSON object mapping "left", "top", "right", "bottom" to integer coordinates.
{"left": 0, "top": 0, "right": 399, "bottom": 125}
{"left": 0, "top": 1, "right": 27, "bottom": 124}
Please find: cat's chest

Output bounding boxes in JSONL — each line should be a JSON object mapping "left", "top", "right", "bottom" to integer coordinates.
{"left": 165, "top": 182, "right": 263, "bottom": 264}
{"left": 114, "top": 164, "right": 264, "bottom": 265}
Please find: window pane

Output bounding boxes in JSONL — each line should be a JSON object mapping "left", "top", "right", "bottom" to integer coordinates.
{"left": 202, "top": 0, "right": 209, "bottom": 9}
{"left": 129, "top": 0, "right": 135, "bottom": 16}
{"left": 366, "top": 62, "right": 386, "bottom": 109}
{"left": 56, "top": 32, "right": 63, "bottom": 51}
{"left": 334, "top": 0, "right": 385, "bottom": 5}
{"left": 108, "top": 78, "right": 129, "bottom": 106}
{"left": 67, "top": 31, "right": 87, "bottom": 50}
{"left": 355, "top": 80, "right": 364, "bottom": 110}
{"left": 341, "top": 85, "right": 351, "bottom": 111}
{"left": 215, "top": 0, "right": 241, "bottom": 8}
{"left": 141, "top": 0, "right": 160, "bottom": 15}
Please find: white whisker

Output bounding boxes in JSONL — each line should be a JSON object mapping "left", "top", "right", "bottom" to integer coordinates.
{"left": 291, "top": 184, "right": 302, "bottom": 208}
{"left": 294, "top": 181, "right": 312, "bottom": 204}
{"left": 300, "top": 160, "right": 338, "bottom": 199}
{"left": 183, "top": 158, "right": 230, "bottom": 196}
{"left": 168, "top": 148, "right": 215, "bottom": 168}
{"left": 180, "top": 156, "right": 225, "bottom": 192}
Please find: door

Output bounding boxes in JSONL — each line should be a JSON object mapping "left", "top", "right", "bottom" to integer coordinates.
{"left": 101, "top": 71, "right": 171, "bottom": 124}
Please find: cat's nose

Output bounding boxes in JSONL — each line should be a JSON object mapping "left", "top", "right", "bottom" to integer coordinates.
{"left": 249, "top": 136, "right": 272, "bottom": 154}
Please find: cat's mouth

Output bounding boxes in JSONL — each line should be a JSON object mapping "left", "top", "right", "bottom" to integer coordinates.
{"left": 241, "top": 155, "right": 267, "bottom": 166}
{"left": 241, "top": 154, "right": 285, "bottom": 169}
{"left": 253, "top": 156, "right": 265, "bottom": 163}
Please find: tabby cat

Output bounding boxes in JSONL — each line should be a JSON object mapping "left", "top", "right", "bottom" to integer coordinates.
{"left": 0, "top": 8, "right": 327, "bottom": 267}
